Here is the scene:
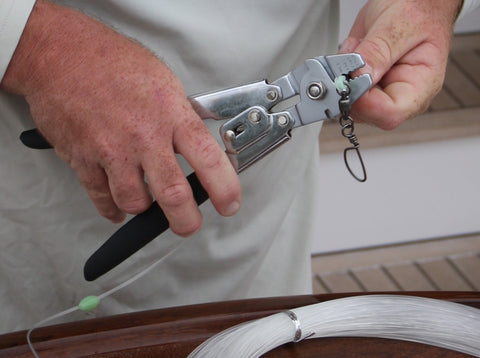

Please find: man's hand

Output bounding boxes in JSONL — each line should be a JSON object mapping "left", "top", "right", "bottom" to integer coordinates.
{"left": 1, "top": 0, "right": 241, "bottom": 235}
{"left": 339, "top": 0, "right": 463, "bottom": 130}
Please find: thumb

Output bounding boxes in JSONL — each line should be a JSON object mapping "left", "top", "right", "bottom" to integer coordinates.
{"left": 341, "top": 8, "right": 421, "bottom": 85}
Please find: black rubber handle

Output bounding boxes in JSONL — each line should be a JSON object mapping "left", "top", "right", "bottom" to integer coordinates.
{"left": 19, "top": 128, "right": 209, "bottom": 281}
{"left": 83, "top": 172, "right": 208, "bottom": 281}
{"left": 19, "top": 129, "right": 52, "bottom": 149}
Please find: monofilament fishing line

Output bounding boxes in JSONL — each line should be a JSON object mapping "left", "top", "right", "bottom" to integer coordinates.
{"left": 188, "top": 294, "right": 480, "bottom": 358}
{"left": 26, "top": 238, "right": 186, "bottom": 358}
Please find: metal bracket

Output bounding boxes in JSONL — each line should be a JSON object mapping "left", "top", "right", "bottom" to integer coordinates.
{"left": 220, "top": 106, "right": 294, "bottom": 172}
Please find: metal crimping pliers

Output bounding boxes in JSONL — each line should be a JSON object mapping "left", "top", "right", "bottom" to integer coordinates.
{"left": 189, "top": 53, "right": 372, "bottom": 172}
{"left": 19, "top": 53, "right": 372, "bottom": 280}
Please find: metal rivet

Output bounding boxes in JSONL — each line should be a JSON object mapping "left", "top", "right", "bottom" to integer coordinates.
{"left": 248, "top": 109, "right": 262, "bottom": 124}
{"left": 278, "top": 115, "right": 289, "bottom": 127}
{"left": 266, "top": 89, "right": 279, "bottom": 102}
{"left": 224, "top": 130, "right": 236, "bottom": 141}
{"left": 307, "top": 82, "right": 327, "bottom": 100}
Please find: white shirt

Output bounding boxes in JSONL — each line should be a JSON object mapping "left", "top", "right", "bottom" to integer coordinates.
{"left": 0, "top": 0, "right": 337, "bottom": 333}
{"left": 0, "top": 0, "right": 35, "bottom": 80}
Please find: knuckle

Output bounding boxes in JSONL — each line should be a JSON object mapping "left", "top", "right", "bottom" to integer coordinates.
{"left": 157, "top": 182, "right": 191, "bottom": 208}
{"left": 97, "top": 145, "right": 118, "bottom": 167}
{"left": 117, "top": 196, "right": 152, "bottom": 214}
{"left": 362, "top": 37, "right": 393, "bottom": 73}
{"left": 80, "top": 173, "right": 108, "bottom": 194}
{"left": 112, "top": 180, "right": 152, "bottom": 214}
{"left": 198, "top": 142, "right": 223, "bottom": 170}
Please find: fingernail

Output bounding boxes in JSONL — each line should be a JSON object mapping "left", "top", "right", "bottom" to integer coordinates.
{"left": 339, "top": 38, "right": 355, "bottom": 54}
{"left": 224, "top": 201, "right": 240, "bottom": 216}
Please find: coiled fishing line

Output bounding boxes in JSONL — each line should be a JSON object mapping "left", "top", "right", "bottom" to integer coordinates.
{"left": 188, "top": 294, "right": 480, "bottom": 358}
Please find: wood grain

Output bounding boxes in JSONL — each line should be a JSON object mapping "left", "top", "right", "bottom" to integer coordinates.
{"left": 0, "top": 292, "right": 478, "bottom": 358}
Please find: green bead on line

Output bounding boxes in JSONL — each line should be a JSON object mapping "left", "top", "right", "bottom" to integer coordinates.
{"left": 335, "top": 75, "right": 348, "bottom": 93}
{"left": 78, "top": 295, "right": 100, "bottom": 311}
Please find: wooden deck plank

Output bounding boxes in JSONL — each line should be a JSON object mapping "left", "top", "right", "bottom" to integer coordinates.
{"left": 416, "top": 258, "right": 474, "bottom": 291}
{"left": 448, "top": 253, "right": 480, "bottom": 290}
{"left": 429, "top": 87, "right": 461, "bottom": 111}
{"left": 318, "top": 271, "right": 363, "bottom": 293}
{"left": 311, "top": 235, "right": 480, "bottom": 293}
{"left": 443, "top": 58, "right": 480, "bottom": 107}
{"left": 450, "top": 33, "right": 480, "bottom": 52}
{"left": 312, "top": 275, "right": 329, "bottom": 294}
{"left": 450, "top": 51, "right": 480, "bottom": 88}
{"left": 311, "top": 234, "right": 480, "bottom": 273}
{"left": 384, "top": 262, "right": 437, "bottom": 291}
{"left": 351, "top": 266, "right": 399, "bottom": 292}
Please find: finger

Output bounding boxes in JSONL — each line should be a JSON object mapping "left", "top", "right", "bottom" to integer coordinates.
{"left": 351, "top": 52, "right": 443, "bottom": 129}
{"left": 103, "top": 163, "right": 153, "bottom": 215}
{"left": 73, "top": 162, "right": 126, "bottom": 223}
{"left": 142, "top": 150, "right": 203, "bottom": 237}
{"left": 346, "top": 11, "right": 424, "bottom": 85}
{"left": 173, "top": 116, "right": 241, "bottom": 217}
{"left": 351, "top": 83, "right": 417, "bottom": 130}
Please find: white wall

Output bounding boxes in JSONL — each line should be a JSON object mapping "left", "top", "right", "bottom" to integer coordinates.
{"left": 312, "top": 137, "right": 480, "bottom": 254}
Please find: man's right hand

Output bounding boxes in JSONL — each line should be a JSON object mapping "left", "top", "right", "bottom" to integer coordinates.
{"left": 0, "top": 0, "right": 241, "bottom": 236}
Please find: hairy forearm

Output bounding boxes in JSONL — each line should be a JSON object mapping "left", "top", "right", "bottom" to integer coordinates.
{"left": 2, "top": 0, "right": 69, "bottom": 93}
{"left": 0, "top": 0, "right": 241, "bottom": 230}
{"left": 1, "top": 0, "right": 154, "bottom": 96}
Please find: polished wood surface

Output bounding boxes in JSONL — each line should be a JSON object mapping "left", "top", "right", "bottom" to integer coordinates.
{"left": 0, "top": 292, "right": 478, "bottom": 357}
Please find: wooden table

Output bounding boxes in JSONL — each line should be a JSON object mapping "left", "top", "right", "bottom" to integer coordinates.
{"left": 0, "top": 292, "right": 478, "bottom": 357}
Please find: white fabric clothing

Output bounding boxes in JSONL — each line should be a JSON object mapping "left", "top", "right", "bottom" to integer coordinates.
{"left": 0, "top": 0, "right": 338, "bottom": 333}
{"left": 458, "top": 0, "right": 480, "bottom": 19}
{"left": 0, "top": 0, "right": 36, "bottom": 80}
